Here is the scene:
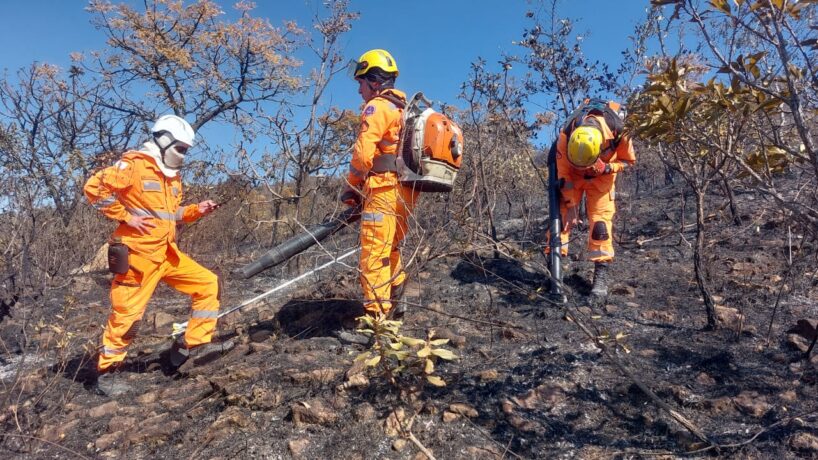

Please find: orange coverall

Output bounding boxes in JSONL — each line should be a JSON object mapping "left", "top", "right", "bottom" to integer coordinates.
{"left": 347, "top": 89, "right": 419, "bottom": 316}
{"left": 552, "top": 114, "right": 636, "bottom": 262}
{"left": 84, "top": 151, "right": 219, "bottom": 371}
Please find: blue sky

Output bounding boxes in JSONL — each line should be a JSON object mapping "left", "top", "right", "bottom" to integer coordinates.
{"left": 0, "top": 0, "right": 650, "bottom": 146}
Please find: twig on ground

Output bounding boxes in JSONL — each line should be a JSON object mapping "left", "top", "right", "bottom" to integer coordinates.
{"left": 407, "top": 431, "right": 437, "bottom": 460}
{"left": 408, "top": 301, "right": 528, "bottom": 331}
{"left": 686, "top": 410, "right": 818, "bottom": 455}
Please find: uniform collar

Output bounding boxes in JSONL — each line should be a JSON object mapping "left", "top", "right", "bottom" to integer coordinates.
{"left": 139, "top": 141, "right": 179, "bottom": 178}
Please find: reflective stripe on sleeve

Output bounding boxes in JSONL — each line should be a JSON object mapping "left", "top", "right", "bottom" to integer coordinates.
{"left": 92, "top": 196, "right": 117, "bottom": 209}
{"left": 588, "top": 250, "right": 614, "bottom": 259}
{"left": 175, "top": 209, "right": 185, "bottom": 222}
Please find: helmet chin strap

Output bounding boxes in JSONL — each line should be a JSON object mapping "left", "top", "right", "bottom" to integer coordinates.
{"left": 153, "top": 133, "right": 184, "bottom": 169}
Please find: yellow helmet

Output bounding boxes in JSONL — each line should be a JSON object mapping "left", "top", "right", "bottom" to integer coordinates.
{"left": 567, "top": 126, "right": 603, "bottom": 167}
{"left": 350, "top": 49, "right": 399, "bottom": 78}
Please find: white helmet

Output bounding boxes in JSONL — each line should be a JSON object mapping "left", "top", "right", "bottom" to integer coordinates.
{"left": 150, "top": 115, "right": 195, "bottom": 169}
{"left": 151, "top": 114, "right": 195, "bottom": 147}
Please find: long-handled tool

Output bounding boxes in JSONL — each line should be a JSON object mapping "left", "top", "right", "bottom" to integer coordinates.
{"left": 235, "top": 205, "right": 361, "bottom": 279}
{"left": 171, "top": 248, "right": 358, "bottom": 337}
{"left": 547, "top": 142, "right": 567, "bottom": 304}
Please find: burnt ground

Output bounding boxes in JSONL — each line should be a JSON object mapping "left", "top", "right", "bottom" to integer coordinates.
{"left": 1, "top": 183, "right": 818, "bottom": 459}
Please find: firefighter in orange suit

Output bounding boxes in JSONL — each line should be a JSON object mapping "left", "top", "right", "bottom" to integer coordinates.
{"left": 338, "top": 49, "right": 419, "bottom": 339}
{"left": 551, "top": 101, "right": 636, "bottom": 299}
{"left": 84, "top": 115, "right": 232, "bottom": 396}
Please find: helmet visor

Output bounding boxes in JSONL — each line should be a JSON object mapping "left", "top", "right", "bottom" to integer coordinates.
{"left": 347, "top": 58, "right": 368, "bottom": 78}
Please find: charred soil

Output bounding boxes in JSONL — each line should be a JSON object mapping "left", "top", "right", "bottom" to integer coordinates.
{"left": 1, "top": 183, "right": 818, "bottom": 459}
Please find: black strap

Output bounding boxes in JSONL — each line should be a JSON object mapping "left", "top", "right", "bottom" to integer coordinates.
{"left": 370, "top": 154, "right": 398, "bottom": 173}
{"left": 376, "top": 90, "right": 406, "bottom": 109}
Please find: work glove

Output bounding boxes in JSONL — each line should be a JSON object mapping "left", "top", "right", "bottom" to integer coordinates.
{"left": 339, "top": 185, "right": 362, "bottom": 207}
{"left": 583, "top": 158, "right": 612, "bottom": 179}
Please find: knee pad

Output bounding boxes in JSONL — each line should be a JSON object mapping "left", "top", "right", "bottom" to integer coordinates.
{"left": 591, "top": 221, "right": 609, "bottom": 241}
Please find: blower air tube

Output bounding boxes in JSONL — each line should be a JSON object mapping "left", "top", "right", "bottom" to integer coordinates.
{"left": 236, "top": 205, "right": 361, "bottom": 279}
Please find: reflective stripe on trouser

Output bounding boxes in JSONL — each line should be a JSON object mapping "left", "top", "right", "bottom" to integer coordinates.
{"left": 97, "top": 249, "right": 220, "bottom": 371}
{"left": 545, "top": 181, "right": 616, "bottom": 263}
{"left": 359, "top": 184, "right": 418, "bottom": 316}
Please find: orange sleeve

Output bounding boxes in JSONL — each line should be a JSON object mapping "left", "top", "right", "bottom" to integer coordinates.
{"left": 615, "top": 136, "right": 636, "bottom": 164}
{"left": 347, "top": 100, "right": 388, "bottom": 187}
{"left": 169, "top": 181, "right": 203, "bottom": 223}
{"left": 84, "top": 158, "right": 135, "bottom": 222}
{"left": 180, "top": 204, "right": 203, "bottom": 223}
{"left": 555, "top": 133, "right": 580, "bottom": 207}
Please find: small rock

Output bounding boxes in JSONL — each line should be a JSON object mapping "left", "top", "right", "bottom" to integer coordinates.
{"left": 449, "top": 403, "right": 478, "bottom": 418}
{"left": 715, "top": 305, "right": 744, "bottom": 330}
{"left": 466, "top": 446, "right": 503, "bottom": 459}
{"left": 500, "top": 328, "right": 525, "bottom": 340}
{"left": 353, "top": 403, "right": 376, "bottom": 422}
{"left": 291, "top": 399, "right": 338, "bottom": 427}
{"left": 137, "top": 391, "right": 159, "bottom": 405}
{"left": 249, "top": 342, "right": 274, "bottom": 353}
{"left": 442, "top": 411, "right": 459, "bottom": 423}
{"left": 88, "top": 401, "right": 119, "bottom": 418}
{"left": 40, "top": 419, "right": 79, "bottom": 442}
{"left": 610, "top": 285, "right": 635, "bottom": 297}
{"left": 501, "top": 399, "right": 514, "bottom": 415}
{"left": 625, "top": 301, "right": 640, "bottom": 309}
{"left": 506, "top": 414, "right": 544, "bottom": 434}
{"left": 705, "top": 397, "right": 736, "bottom": 414}
{"left": 733, "top": 391, "right": 771, "bottom": 418}
{"left": 639, "top": 349, "right": 658, "bottom": 358}
{"left": 107, "top": 416, "right": 136, "bottom": 432}
{"left": 287, "top": 367, "right": 344, "bottom": 385}
{"left": 779, "top": 390, "right": 797, "bottom": 403}
{"left": 392, "top": 439, "right": 408, "bottom": 451}
{"left": 695, "top": 372, "right": 716, "bottom": 386}
{"left": 790, "top": 433, "right": 818, "bottom": 453}
{"left": 152, "top": 312, "right": 175, "bottom": 330}
{"left": 603, "top": 304, "right": 619, "bottom": 314}
{"left": 384, "top": 408, "right": 406, "bottom": 437}
{"left": 95, "top": 432, "right": 123, "bottom": 451}
{"left": 640, "top": 309, "right": 674, "bottom": 323}
{"left": 478, "top": 369, "right": 499, "bottom": 381}
{"left": 434, "top": 328, "right": 466, "bottom": 348}
{"left": 787, "top": 334, "right": 810, "bottom": 353}
{"left": 287, "top": 438, "right": 310, "bottom": 458}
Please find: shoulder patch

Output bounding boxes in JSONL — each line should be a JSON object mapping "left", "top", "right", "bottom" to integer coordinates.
{"left": 363, "top": 105, "right": 376, "bottom": 116}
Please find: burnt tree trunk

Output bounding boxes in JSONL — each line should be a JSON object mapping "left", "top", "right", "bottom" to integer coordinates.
{"left": 720, "top": 174, "right": 742, "bottom": 226}
{"left": 694, "top": 189, "right": 717, "bottom": 330}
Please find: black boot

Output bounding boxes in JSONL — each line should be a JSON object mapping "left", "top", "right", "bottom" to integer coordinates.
{"left": 94, "top": 364, "right": 131, "bottom": 397}
{"left": 169, "top": 336, "right": 235, "bottom": 368}
{"left": 590, "top": 262, "right": 610, "bottom": 299}
{"left": 387, "top": 282, "right": 406, "bottom": 321}
{"left": 333, "top": 318, "right": 374, "bottom": 346}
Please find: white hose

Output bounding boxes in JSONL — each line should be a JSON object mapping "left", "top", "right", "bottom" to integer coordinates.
{"left": 171, "top": 248, "right": 358, "bottom": 337}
